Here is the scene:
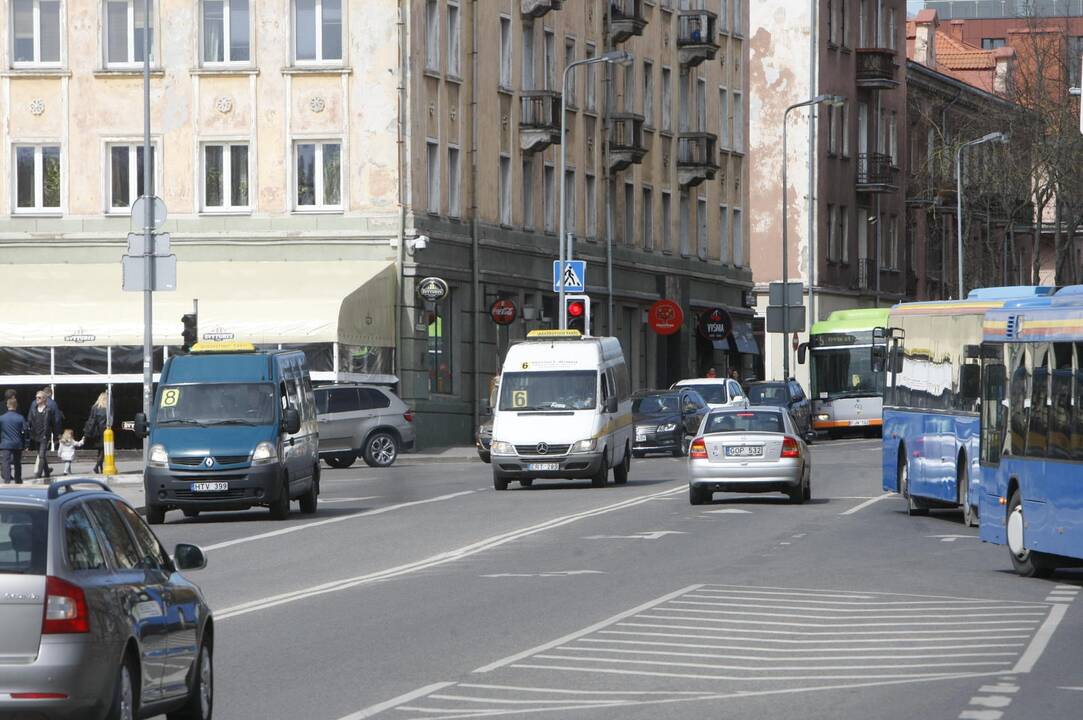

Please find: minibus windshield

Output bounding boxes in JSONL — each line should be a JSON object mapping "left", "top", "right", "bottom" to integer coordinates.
{"left": 156, "top": 383, "right": 277, "bottom": 426}
{"left": 499, "top": 371, "right": 597, "bottom": 411}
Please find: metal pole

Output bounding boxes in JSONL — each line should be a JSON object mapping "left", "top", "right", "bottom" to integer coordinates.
{"left": 782, "top": 109, "right": 790, "bottom": 382}
{"left": 955, "top": 143, "right": 964, "bottom": 299}
{"left": 142, "top": 0, "right": 153, "bottom": 436}
{"left": 559, "top": 63, "right": 570, "bottom": 329}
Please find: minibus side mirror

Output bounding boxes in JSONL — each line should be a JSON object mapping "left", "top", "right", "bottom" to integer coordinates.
{"left": 871, "top": 346, "right": 886, "bottom": 374}
{"left": 959, "top": 365, "right": 981, "bottom": 403}
{"left": 605, "top": 397, "right": 618, "bottom": 414}
{"left": 133, "top": 413, "right": 148, "bottom": 439}
{"left": 282, "top": 407, "right": 301, "bottom": 435}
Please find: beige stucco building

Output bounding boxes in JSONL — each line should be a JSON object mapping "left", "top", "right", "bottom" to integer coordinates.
{"left": 0, "top": 0, "right": 751, "bottom": 447}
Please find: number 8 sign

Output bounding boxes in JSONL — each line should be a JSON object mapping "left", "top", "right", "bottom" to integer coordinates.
{"left": 160, "top": 388, "right": 180, "bottom": 407}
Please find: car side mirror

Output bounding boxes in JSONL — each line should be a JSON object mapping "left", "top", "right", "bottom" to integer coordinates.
{"left": 797, "top": 343, "right": 808, "bottom": 365}
{"left": 282, "top": 407, "right": 301, "bottom": 435}
{"left": 605, "top": 397, "right": 618, "bottom": 414}
{"left": 173, "top": 543, "right": 207, "bottom": 571}
{"left": 959, "top": 364, "right": 981, "bottom": 403}
{"left": 133, "top": 413, "right": 148, "bottom": 439}
{"left": 805, "top": 430, "right": 817, "bottom": 443}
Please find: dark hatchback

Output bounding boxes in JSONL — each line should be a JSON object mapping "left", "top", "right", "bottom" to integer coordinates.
{"left": 632, "top": 390, "right": 709, "bottom": 457}
{"left": 746, "top": 380, "right": 813, "bottom": 437}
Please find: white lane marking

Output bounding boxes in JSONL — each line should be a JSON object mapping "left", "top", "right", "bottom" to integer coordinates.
{"left": 968, "top": 696, "right": 1012, "bottom": 708}
{"left": 512, "top": 662, "right": 988, "bottom": 682}
{"left": 839, "top": 493, "right": 894, "bottom": 515}
{"left": 217, "top": 484, "right": 686, "bottom": 620}
{"left": 598, "top": 629, "right": 1030, "bottom": 646}
{"left": 481, "top": 570, "right": 604, "bottom": 578}
{"left": 704, "top": 508, "right": 753, "bottom": 514}
{"left": 456, "top": 684, "right": 713, "bottom": 696}
{"left": 673, "top": 599, "right": 1046, "bottom": 613}
{"left": 684, "top": 593, "right": 1048, "bottom": 607}
{"left": 1055, "top": 585, "right": 1080, "bottom": 590}
{"left": 698, "top": 584, "right": 1053, "bottom": 605}
{"left": 1012, "top": 602, "right": 1068, "bottom": 673}
{"left": 581, "top": 637, "right": 1023, "bottom": 654}
{"left": 928, "top": 534, "right": 978, "bottom": 543}
{"left": 634, "top": 613, "right": 1040, "bottom": 628}
{"left": 979, "top": 684, "right": 1019, "bottom": 693}
{"left": 203, "top": 491, "right": 477, "bottom": 552}
{"left": 429, "top": 694, "right": 620, "bottom": 706}
{"left": 583, "top": 530, "right": 686, "bottom": 540}
{"left": 1057, "top": 686, "right": 1083, "bottom": 691}
{"left": 318, "top": 496, "right": 381, "bottom": 504}
{"left": 792, "top": 533, "right": 807, "bottom": 538}
{"left": 959, "top": 711, "right": 1003, "bottom": 720}
{"left": 618, "top": 621, "right": 1038, "bottom": 636}
{"left": 657, "top": 606, "right": 1046, "bottom": 620}
{"left": 531, "top": 653, "right": 1012, "bottom": 671}
{"left": 336, "top": 682, "right": 454, "bottom": 720}
{"left": 472, "top": 584, "right": 702, "bottom": 673}
{"left": 560, "top": 645, "right": 1017, "bottom": 662}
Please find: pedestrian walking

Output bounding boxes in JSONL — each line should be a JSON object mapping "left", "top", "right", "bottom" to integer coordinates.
{"left": 27, "top": 390, "right": 58, "bottom": 479}
{"left": 83, "top": 392, "right": 109, "bottom": 474}
{"left": 57, "top": 429, "right": 84, "bottom": 476}
{"left": 0, "top": 397, "right": 26, "bottom": 484}
{"left": 705, "top": 367, "right": 717, "bottom": 378}
{"left": 42, "top": 387, "right": 62, "bottom": 451}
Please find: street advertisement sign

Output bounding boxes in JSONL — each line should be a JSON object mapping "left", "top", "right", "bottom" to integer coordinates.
{"left": 417, "top": 277, "right": 449, "bottom": 302}
{"left": 648, "top": 300, "right": 684, "bottom": 336}
{"left": 697, "top": 307, "right": 732, "bottom": 340}
{"left": 490, "top": 299, "right": 517, "bottom": 325}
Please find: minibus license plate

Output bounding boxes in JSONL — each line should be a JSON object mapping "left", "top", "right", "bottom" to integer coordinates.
{"left": 850, "top": 419, "right": 870, "bottom": 427}
{"left": 191, "top": 482, "right": 228, "bottom": 492}
{"left": 725, "top": 446, "right": 763, "bottom": 458}
{"left": 528, "top": 463, "right": 559, "bottom": 471}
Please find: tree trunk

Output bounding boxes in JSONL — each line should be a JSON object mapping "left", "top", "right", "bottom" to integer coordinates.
{"left": 1054, "top": 201, "right": 1067, "bottom": 286}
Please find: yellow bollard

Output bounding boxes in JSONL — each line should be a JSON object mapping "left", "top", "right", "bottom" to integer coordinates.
{"left": 102, "top": 427, "right": 118, "bottom": 476}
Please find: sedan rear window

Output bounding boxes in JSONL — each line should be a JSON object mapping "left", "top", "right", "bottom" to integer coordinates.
{"left": 748, "top": 385, "right": 787, "bottom": 405}
{"left": 0, "top": 506, "right": 47, "bottom": 575}
{"left": 681, "top": 384, "right": 727, "bottom": 405}
{"left": 705, "top": 411, "right": 784, "bottom": 434}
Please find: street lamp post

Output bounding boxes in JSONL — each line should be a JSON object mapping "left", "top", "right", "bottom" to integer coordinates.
{"left": 558, "top": 50, "right": 633, "bottom": 329}
{"left": 955, "top": 131, "right": 1008, "bottom": 298}
{"left": 781, "top": 94, "right": 844, "bottom": 380}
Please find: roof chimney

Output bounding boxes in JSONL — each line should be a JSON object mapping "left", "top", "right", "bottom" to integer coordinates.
{"left": 993, "top": 47, "right": 1015, "bottom": 95}
{"left": 913, "top": 9, "right": 939, "bottom": 69}
{"left": 949, "top": 19, "right": 966, "bottom": 42}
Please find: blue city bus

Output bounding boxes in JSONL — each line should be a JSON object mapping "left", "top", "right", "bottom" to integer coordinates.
{"left": 978, "top": 289, "right": 1083, "bottom": 576}
{"left": 881, "top": 286, "right": 1056, "bottom": 525}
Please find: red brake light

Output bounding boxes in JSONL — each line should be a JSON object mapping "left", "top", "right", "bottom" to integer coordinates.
{"left": 42, "top": 576, "right": 89, "bottom": 634}
{"left": 781, "top": 437, "right": 801, "bottom": 458}
{"left": 403, "top": 410, "right": 414, "bottom": 423}
{"left": 11, "top": 693, "right": 68, "bottom": 699}
{"left": 737, "top": 412, "right": 755, "bottom": 417}
{"left": 689, "top": 438, "right": 708, "bottom": 459}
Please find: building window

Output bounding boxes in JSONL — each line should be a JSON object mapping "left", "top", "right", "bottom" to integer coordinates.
{"left": 733, "top": 0, "right": 741, "bottom": 32}
{"left": 887, "top": 7, "right": 897, "bottom": 50}
{"left": 499, "top": 16, "right": 511, "bottom": 89}
{"left": 623, "top": 62, "right": 635, "bottom": 113}
{"left": 12, "top": 0, "right": 61, "bottom": 65}
{"left": 678, "top": 69, "right": 689, "bottom": 132}
{"left": 585, "top": 173, "right": 596, "bottom": 239}
{"left": 565, "top": 169, "right": 577, "bottom": 234}
{"left": 447, "top": 2, "right": 460, "bottom": 76}
{"left": 104, "top": 0, "right": 154, "bottom": 66}
{"left": 697, "top": 197, "right": 707, "bottom": 259}
{"left": 841, "top": 101, "right": 850, "bottom": 157}
{"left": 696, "top": 77, "right": 707, "bottom": 131}
{"left": 661, "top": 66, "right": 672, "bottom": 131}
{"left": 719, "top": 88, "right": 729, "bottom": 148}
{"left": 499, "top": 154, "right": 511, "bottom": 225}
{"left": 1070, "top": 36, "right": 1083, "bottom": 87}
{"left": 732, "top": 92, "right": 743, "bottom": 151}
{"left": 522, "top": 156, "right": 534, "bottom": 227}
{"left": 839, "top": 205, "right": 849, "bottom": 263}
{"left": 828, "top": 104, "right": 839, "bottom": 155}
{"left": 642, "top": 186, "right": 653, "bottom": 250}
{"left": 661, "top": 190, "right": 672, "bottom": 252}
{"left": 719, "top": 205, "right": 730, "bottom": 263}
{"left": 202, "top": 143, "right": 249, "bottom": 211}
{"left": 643, "top": 61, "right": 654, "bottom": 126}
{"left": 426, "top": 140, "right": 440, "bottom": 214}
{"left": 839, "top": 0, "right": 847, "bottom": 47}
{"left": 428, "top": 299, "right": 453, "bottom": 395}
{"left": 889, "top": 111, "right": 898, "bottom": 166}
{"left": 584, "top": 43, "right": 596, "bottom": 110}
{"left": 827, "top": 0, "right": 835, "bottom": 46}
{"left": 564, "top": 37, "right": 576, "bottom": 106}
{"left": 425, "top": 0, "right": 439, "bottom": 71}
{"left": 732, "top": 208, "right": 743, "bottom": 266}
{"left": 543, "top": 29, "right": 555, "bottom": 90}
{"left": 294, "top": 141, "right": 341, "bottom": 209}
{"left": 294, "top": 0, "right": 342, "bottom": 63}
{"left": 447, "top": 146, "right": 460, "bottom": 217}
{"left": 858, "top": 0, "right": 867, "bottom": 47}
{"left": 888, "top": 215, "right": 898, "bottom": 270}
{"left": 981, "top": 37, "right": 1006, "bottom": 50}
{"left": 13, "top": 144, "right": 60, "bottom": 212}
{"left": 624, "top": 181, "right": 635, "bottom": 246}
{"left": 107, "top": 143, "right": 155, "bottom": 211}
{"left": 543, "top": 163, "right": 555, "bottom": 232}
{"left": 522, "top": 21, "right": 534, "bottom": 89}
{"left": 827, "top": 204, "right": 838, "bottom": 261}
{"left": 719, "top": 0, "right": 728, "bottom": 32}
{"left": 202, "top": 0, "right": 250, "bottom": 64}
{"left": 679, "top": 190, "right": 690, "bottom": 256}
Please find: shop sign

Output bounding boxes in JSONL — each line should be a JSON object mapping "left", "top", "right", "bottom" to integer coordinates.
{"left": 647, "top": 300, "right": 684, "bottom": 336}
{"left": 490, "top": 299, "right": 517, "bottom": 325}
{"left": 697, "top": 307, "right": 732, "bottom": 341}
{"left": 203, "top": 327, "right": 235, "bottom": 342}
{"left": 64, "top": 329, "right": 96, "bottom": 344}
{"left": 417, "top": 277, "right": 449, "bottom": 303}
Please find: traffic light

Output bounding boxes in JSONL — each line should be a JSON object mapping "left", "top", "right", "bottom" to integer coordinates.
{"left": 181, "top": 313, "right": 198, "bottom": 351}
{"left": 564, "top": 294, "right": 591, "bottom": 335}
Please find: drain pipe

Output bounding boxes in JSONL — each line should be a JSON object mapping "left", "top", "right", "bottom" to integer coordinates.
{"left": 395, "top": 0, "right": 410, "bottom": 385}
{"left": 471, "top": 0, "right": 481, "bottom": 430}
{"left": 604, "top": 3, "right": 615, "bottom": 336}
{"left": 806, "top": 0, "right": 819, "bottom": 333}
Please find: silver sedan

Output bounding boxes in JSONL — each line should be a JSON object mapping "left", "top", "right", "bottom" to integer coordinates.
{"left": 687, "top": 407, "right": 811, "bottom": 505}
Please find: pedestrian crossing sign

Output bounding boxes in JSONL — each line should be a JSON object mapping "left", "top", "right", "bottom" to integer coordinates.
{"left": 552, "top": 260, "right": 586, "bottom": 292}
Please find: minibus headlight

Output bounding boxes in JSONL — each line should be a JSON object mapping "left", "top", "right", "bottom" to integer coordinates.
{"left": 251, "top": 442, "right": 278, "bottom": 465}
{"left": 148, "top": 444, "right": 168, "bottom": 467}
{"left": 491, "top": 441, "right": 516, "bottom": 455}
{"left": 571, "top": 439, "right": 597, "bottom": 454}
{"left": 816, "top": 413, "right": 830, "bottom": 422}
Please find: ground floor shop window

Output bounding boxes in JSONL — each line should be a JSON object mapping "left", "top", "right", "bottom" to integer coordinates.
{"left": 428, "top": 305, "right": 453, "bottom": 395}
{"left": 339, "top": 345, "right": 394, "bottom": 376}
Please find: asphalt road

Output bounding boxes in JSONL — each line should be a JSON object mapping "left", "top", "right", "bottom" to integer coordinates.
{"left": 148, "top": 439, "right": 1083, "bottom": 720}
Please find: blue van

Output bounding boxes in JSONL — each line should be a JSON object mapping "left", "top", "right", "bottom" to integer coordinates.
{"left": 134, "top": 343, "right": 320, "bottom": 524}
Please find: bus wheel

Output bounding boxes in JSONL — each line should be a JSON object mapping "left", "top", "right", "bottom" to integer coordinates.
{"left": 899, "top": 453, "right": 928, "bottom": 516}
{"left": 960, "top": 462, "right": 976, "bottom": 528}
{"left": 1007, "top": 490, "right": 1053, "bottom": 578}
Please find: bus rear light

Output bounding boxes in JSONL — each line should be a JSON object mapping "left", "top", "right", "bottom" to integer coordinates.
{"left": 689, "top": 438, "right": 708, "bottom": 459}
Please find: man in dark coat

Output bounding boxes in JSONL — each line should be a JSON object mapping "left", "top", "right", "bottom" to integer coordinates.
{"left": 0, "top": 397, "right": 26, "bottom": 484}
{"left": 26, "top": 390, "right": 58, "bottom": 479}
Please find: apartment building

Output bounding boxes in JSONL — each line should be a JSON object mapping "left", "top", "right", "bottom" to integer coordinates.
{"left": 749, "top": 0, "right": 908, "bottom": 385}
{"left": 0, "top": 0, "right": 751, "bottom": 447}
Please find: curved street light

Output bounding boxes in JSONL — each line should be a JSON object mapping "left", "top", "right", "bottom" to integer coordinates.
{"left": 955, "top": 131, "right": 1008, "bottom": 298}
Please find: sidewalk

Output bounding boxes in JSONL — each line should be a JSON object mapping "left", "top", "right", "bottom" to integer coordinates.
{"left": 13, "top": 455, "right": 145, "bottom": 510}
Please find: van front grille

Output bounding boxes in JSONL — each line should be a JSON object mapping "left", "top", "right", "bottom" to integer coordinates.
{"left": 515, "top": 444, "right": 571, "bottom": 456}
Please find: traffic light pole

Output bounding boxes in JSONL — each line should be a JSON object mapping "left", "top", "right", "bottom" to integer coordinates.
{"left": 141, "top": 0, "right": 153, "bottom": 442}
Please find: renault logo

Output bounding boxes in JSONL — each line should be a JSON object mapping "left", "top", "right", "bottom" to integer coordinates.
{"left": 536, "top": 443, "right": 549, "bottom": 455}
{"left": 204, "top": 457, "right": 215, "bottom": 468}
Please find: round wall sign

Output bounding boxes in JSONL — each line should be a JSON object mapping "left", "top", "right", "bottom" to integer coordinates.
{"left": 697, "top": 307, "right": 733, "bottom": 341}
{"left": 648, "top": 300, "right": 685, "bottom": 336}
{"left": 417, "top": 277, "right": 449, "bottom": 302}
{"left": 490, "top": 299, "right": 517, "bottom": 325}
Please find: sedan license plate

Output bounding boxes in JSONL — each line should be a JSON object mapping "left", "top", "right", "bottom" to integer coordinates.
{"left": 528, "top": 463, "right": 559, "bottom": 471}
{"left": 850, "top": 419, "right": 870, "bottom": 427}
{"left": 190, "top": 482, "right": 228, "bottom": 493}
{"left": 725, "top": 446, "right": 763, "bottom": 458}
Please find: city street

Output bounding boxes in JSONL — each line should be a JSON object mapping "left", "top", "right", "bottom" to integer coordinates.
{"left": 145, "top": 439, "right": 1083, "bottom": 720}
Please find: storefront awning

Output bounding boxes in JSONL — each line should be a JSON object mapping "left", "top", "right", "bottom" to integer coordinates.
{"left": 0, "top": 261, "right": 397, "bottom": 348}
{"left": 731, "top": 321, "right": 760, "bottom": 355}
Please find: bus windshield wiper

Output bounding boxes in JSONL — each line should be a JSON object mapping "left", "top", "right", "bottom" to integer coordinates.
{"left": 203, "top": 419, "right": 264, "bottom": 426}
{"left": 157, "top": 419, "right": 209, "bottom": 427}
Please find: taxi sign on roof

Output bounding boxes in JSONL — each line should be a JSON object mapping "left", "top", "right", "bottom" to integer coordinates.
{"left": 191, "top": 341, "right": 257, "bottom": 353}
{"left": 527, "top": 329, "right": 582, "bottom": 339}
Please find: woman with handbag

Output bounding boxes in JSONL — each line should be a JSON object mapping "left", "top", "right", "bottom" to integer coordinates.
{"left": 83, "top": 392, "right": 109, "bottom": 474}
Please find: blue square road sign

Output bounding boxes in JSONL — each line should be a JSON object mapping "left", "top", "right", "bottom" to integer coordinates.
{"left": 553, "top": 260, "right": 586, "bottom": 292}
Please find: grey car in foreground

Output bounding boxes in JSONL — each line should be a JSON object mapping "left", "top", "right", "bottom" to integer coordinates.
{"left": 688, "top": 407, "right": 811, "bottom": 505}
{"left": 0, "top": 480, "right": 212, "bottom": 720}
{"left": 314, "top": 384, "right": 416, "bottom": 468}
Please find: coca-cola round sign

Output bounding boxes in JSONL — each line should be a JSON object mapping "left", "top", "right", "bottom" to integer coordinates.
{"left": 697, "top": 307, "right": 733, "bottom": 341}
{"left": 490, "top": 299, "right": 517, "bottom": 326}
{"left": 647, "top": 300, "right": 685, "bottom": 336}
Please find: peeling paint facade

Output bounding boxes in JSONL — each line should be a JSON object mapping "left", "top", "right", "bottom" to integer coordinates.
{"left": 749, "top": 0, "right": 908, "bottom": 388}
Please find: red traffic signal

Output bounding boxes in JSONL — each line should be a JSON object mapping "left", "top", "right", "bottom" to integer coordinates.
{"left": 567, "top": 300, "right": 586, "bottom": 318}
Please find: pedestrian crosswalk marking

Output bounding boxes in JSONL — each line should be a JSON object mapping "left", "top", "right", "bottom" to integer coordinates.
{"left": 562, "top": 265, "right": 582, "bottom": 289}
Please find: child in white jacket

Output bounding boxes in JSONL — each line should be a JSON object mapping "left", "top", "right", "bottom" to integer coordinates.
{"left": 57, "top": 429, "right": 84, "bottom": 475}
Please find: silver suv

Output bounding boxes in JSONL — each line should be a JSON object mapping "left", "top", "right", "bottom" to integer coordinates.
{"left": 0, "top": 480, "right": 212, "bottom": 720}
{"left": 314, "top": 384, "right": 416, "bottom": 468}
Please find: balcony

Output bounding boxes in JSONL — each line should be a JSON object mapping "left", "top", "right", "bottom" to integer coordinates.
{"left": 852, "top": 258, "right": 875, "bottom": 291}
{"left": 519, "top": 90, "right": 562, "bottom": 153}
{"left": 856, "top": 48, "right": 899, "bottom": 90}
{"left": 677, "top": 11, "right": 719, "bottom": 67}
{"left": 521, "top": 0, "right": 561, "bottom": 18}
{"left": 857, "top": 152, "right": 898, "bottom": 193}
{"left": 677, "top": 132, "right": 719, "bottom": 188}
{"left": 610, "top": 0, "right": 647, "bottom": 44}
{"left": 609, "top": 113, "right": 647, "bottom": 172}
